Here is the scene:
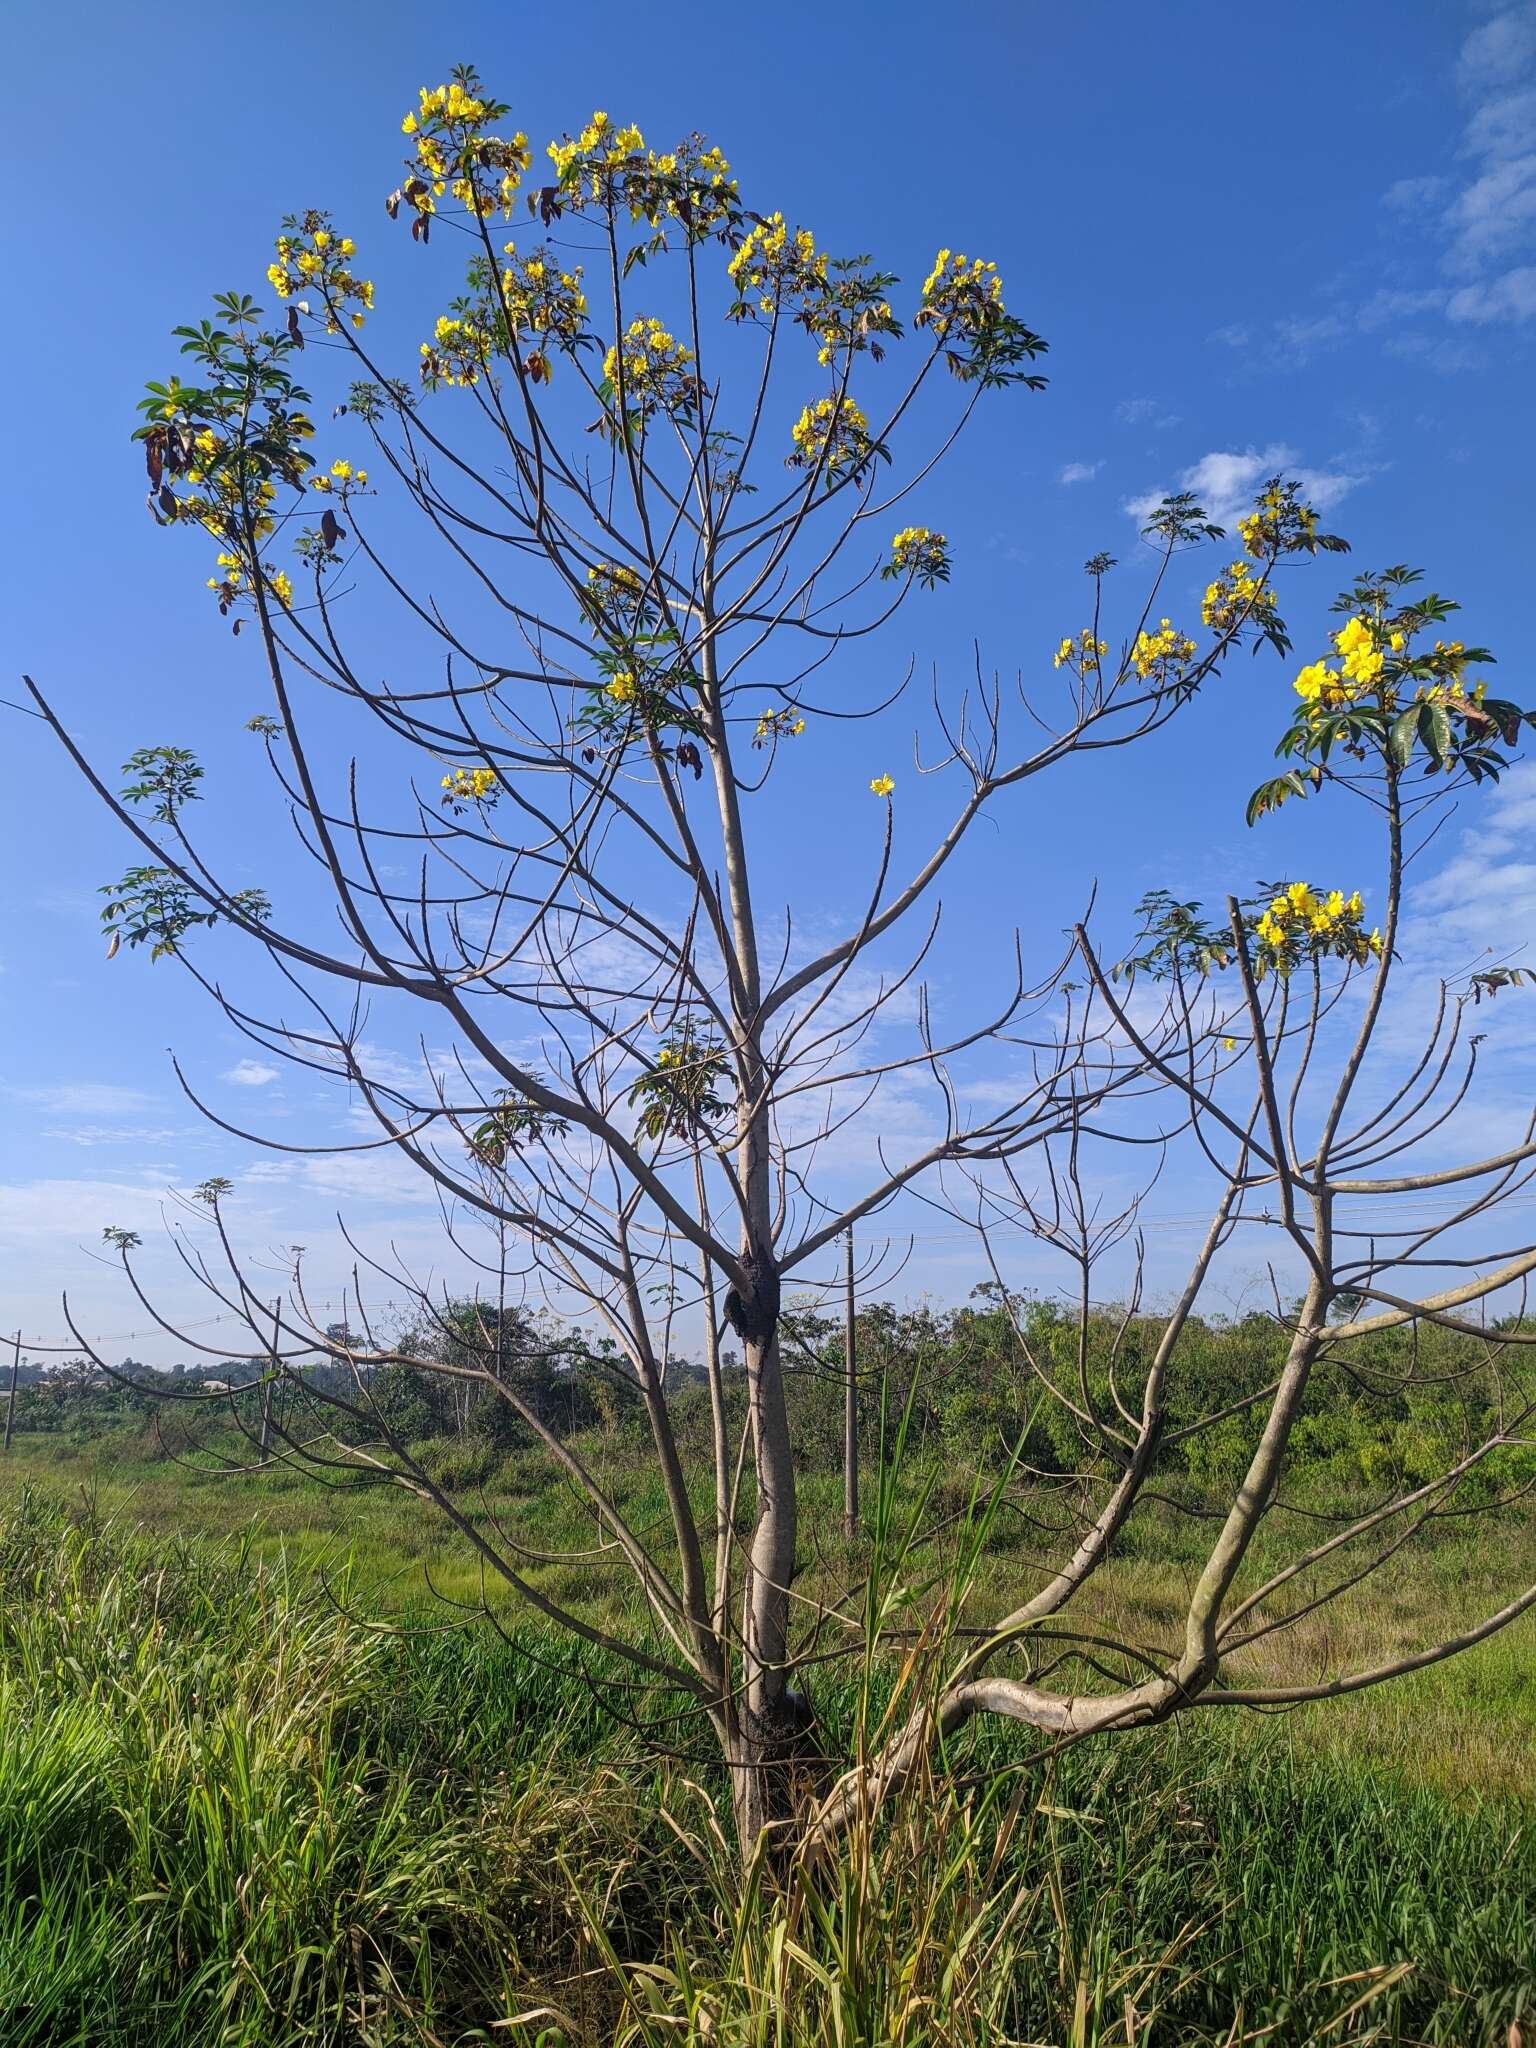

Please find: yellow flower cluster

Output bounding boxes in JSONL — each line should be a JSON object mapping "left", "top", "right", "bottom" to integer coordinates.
{"left": 888, "top": 526, "right": 950, "bottom": 585}
{"left": 1335, "top": 616, "right": 1384, "bottom": 685}
{"left": 1252, "top": 881, "right": 1382, "bottom": 973}
{"left": 421, "top": 311, "right": 491, "bottom": 388}
{"left": 441, "top": 765, "right": 499, "bottom": 809}
{"left": 497, "top": 247, "right": 587, "bottom": 346}
{"left": 549, "top": 109, "right": 643, "bottom": 175}
{"left": 205, "top": 551, "right": 244, "bottom": 605}
{"left": 869, "top": 773, "right": 896, "bottom": 797}
{"left": 915, "top": 248, "right": 1005, "bottom": 340}
{"left": 1292, "top": 618, "right": 1389, "bottom": 718}
{"left": 1293, "top": 659, "right": 1355, "bottom": 714}
{"left": 404, "top": 79, "right": 487, "bottom": 132}
{"left": 310, "top": 457, "right": 368, "bottom": 494}
{"left": 627, "top": 140, "right": 736, "bottom": 235}
{"left": 267, "top": 217, "right": 373, "bottom": 332}
{"left": 586, "top": 561, "right": 646, "bottom": 611}
{"left": 1054, "top": 629, "right": 1108, "bottom": 675}
{"left": 183, "top": 428, "right": 222, "bottom": 483}
{"left": 789, "top": 395, "right": 873, "bottom": 478}
{"left": 1238, "top": 483, "right": 1319, "bottom": 559}
{"left": 728, "top": 214, "right": 828, "bottom": 316}
{"left": 1201, "top": 559, "right": 1278, "bottom": 635}
{"left": 813, "top": 297, "right": 895, "bottom": 368}
{"left": 1130, "top": 618, "right": 1197, "bottom": 683}
{"left": 547, "top": 109, "right": 646, "bottom": 206}
{"left": 547, "top": 119, "right": 736, "bottom": 234}
{"left": 605, "top": 669, "right": 639, "bottom": 704}
{"left": 603, "top": 317, "right": 697, "bottom": 416}
{"left": 210, "top": 556, "right": 293, "bottom": 611}
{"left": 396, "top": 78, "right": 531, "bottom": 223}
{"left": 753, "top": 708, "right": 807, "bottom": 747}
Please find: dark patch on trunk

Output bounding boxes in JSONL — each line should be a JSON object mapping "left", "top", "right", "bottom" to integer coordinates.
{"left": 723, "top": 1251, "right": 780, "bottom": 1346}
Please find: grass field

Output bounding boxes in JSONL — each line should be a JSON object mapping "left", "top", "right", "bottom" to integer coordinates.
{"left": 3, "top": 1429, "right": 1534, "bottom": 2045}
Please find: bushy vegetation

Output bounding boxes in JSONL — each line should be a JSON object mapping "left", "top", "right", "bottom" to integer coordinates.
{"left": 2, "top": 1479, "right": 1532, "bottom": 2045}
{"left": 24, "top": 1296, "right": 1536, "bottom": 1508}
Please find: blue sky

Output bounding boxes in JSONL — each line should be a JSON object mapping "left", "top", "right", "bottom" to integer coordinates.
{"left": 4, "top": 0, "right": 1536, "bottom": 1363}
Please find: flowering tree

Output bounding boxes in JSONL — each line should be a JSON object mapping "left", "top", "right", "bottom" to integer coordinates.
{"left": 30, "top": 72, "right": 1536, "bottom": 1864}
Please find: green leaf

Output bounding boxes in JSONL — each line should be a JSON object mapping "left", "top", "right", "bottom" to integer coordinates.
{"left": 1388, "top": 705, "right": 1419, "bottom": 769}
{"left": 1421, "top": 699, "right": 1453, "bottom": 765}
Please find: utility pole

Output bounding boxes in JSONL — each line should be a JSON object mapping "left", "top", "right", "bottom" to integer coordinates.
{"left": 4, "top": 1331, "right": 19, "bottom": 1452}
{"left": 260, "top": 1296, "right": 279, "bottom": 1454}
{"left": 843, "top": 1228, "right": 858, "bottom": 1535}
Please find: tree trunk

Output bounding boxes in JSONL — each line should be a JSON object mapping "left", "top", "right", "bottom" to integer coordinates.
{"left": 734, "top": 1298, "right": 803, "bottom": 1858}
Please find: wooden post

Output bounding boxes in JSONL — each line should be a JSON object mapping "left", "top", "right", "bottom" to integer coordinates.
{"left": 843, "top": 1229, "right": 858, "bottom": 1535}
{"left": 4, "top": 1330, "right": 19, "bottom": 1452}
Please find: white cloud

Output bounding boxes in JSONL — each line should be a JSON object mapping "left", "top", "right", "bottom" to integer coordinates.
{"left": 1445, "top": 152, "right": 1536, "bottom": 272}
{"left": 1446, "top": 264, "right": 1536, "bottom": 322}
{"left": 1198, "top": 8, "right": 1536, "bottom": 362}
{"left": 10, "top": 1082, "right": 158, "bottom": 1116}
{"left": 224, "top": 1059, "right": 281, "bottom": 1087}
{"left": 39, "top": 1124, "right": 186, "bottom": 1148}
{"left": 1116, "top": 397, "right": 1180, "bottom": 428}
{"left": 1354, "top": 287, "right": 1448, "bottom": 330}
{"left": 1124, "top": 444, "right": 1364, "bottom": 533}
{"left": 1461, "top": 84, "right": 1536, "bottom": 161}
{"left": 1381, "top": 6, "right": 1536, "bottom": 325}
{"left": 1458, "top": 3, "right": 1536, "bottom": 90}
{"left": 1383, "top": 174, "right": 1448, "bottom": 211}
{"left": 1383, "top": 331, "right": 1485, "bottom": 372}
{"left": 1058, "top": 460, "right": 1101, "bottom": 485}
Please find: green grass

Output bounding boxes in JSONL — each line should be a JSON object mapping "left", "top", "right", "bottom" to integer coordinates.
{"left": 9, "top": 1425, "right": 1536, "bottom": 1800}
{"left": 3, "top": 1439, "right": 1535, "bottom": 2043}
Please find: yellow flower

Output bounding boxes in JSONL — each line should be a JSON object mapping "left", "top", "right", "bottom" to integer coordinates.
{"left": 888, "top": 527, "right": 950, "bottom": 585}
{"left": 268, "top": 570, "right": 294, "bottom": 609}
{"left": 441, "top": 765, "right": 499, "bottom": 807}
{"left": 916, "top": 248, "right": 1006, "bottom": 343}
{"left": 1202, "top": 560, "right": 1277, "bottom": 634}
{"left": 869, "top": 774, "right": 895, "bottom": 797}
{"left": 1334, "top": 616, "right": 1384, "bottom": 685}
{"left": 789, "top": 395, "right": 873, "bottom": 475}
{"left": 753, "top": 708, "right": 808, "bottom": 747}
{"left": 1054, "top": 629, "right": 1108, "bottom": 672}
{"left": 606, "top": 670, "right": 638, "bottom": 704}
{"left": 602, "top": 317, "right": 695, "bottom": 414}
{"left": 1130, "top": 618, "right": 1196, "bottom": 681}
{"left": 1222, "top": 1037, "right": 1236, "bottom": 1052}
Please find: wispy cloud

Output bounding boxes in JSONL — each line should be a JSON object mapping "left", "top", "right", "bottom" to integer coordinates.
{"left": 1446, "top": 264, "right": 1536, "bottom": 323}
{"left": 1058, "top": 460, "right": 1101, "bottom": 485}
{"left": 1405, "top": 4, "right": 1536, "bottom": 324}
{"left": 224, "top": 1060, "right": 280, "bottom": 1087}
{"left": 39, "top": 1124, "right": 187, "bottom": 1149}
{"left": 9, "top": 1082, "right": 158, "bottom": 1116}
{"left": 1123, "top": 444, "right": 1365, "bottom": 532}
{"left": 1203, "top": 11, "right": 1536, "bottom": 375}
{"left": 1116, "top": 397, "right": 1180, "bottom": 429}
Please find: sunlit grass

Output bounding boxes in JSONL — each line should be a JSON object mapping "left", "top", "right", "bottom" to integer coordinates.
{"left": 4, "top": 1439, "right": 1534, "bottom": 2042}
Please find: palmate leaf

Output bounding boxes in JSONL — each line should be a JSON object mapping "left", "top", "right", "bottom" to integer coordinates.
{"left": 1389, "top": 705, "right": 1420, "bottom": 769}
{"left": 1246, "top": 769, "right": 1318, "bottom": 826}
{"left": 1420, "top": 699, "right": 1454, "bottom": 768}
